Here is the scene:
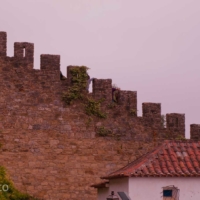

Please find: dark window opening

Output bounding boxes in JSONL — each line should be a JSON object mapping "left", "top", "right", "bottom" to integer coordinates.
{"left": 163, "top": 190, "right": 172, "bottom": 197}
{"left": 162, "top": 185, "right": 179, "bottom": 200}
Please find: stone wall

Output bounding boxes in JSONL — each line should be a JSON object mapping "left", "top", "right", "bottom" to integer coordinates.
{"left": 0, "top": 31, "right": 196, "bottom": 200}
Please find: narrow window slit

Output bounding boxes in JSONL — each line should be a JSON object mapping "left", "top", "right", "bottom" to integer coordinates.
{"left": 23, "top": 48, "right": 25, "bottom": 57}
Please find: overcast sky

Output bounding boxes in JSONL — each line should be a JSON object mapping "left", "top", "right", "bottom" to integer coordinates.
{"left": 1, "top": 0, "right": 200, "bottom": 138}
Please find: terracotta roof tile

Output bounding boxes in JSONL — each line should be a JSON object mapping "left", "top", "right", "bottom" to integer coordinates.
{"left": 101, "top": 140, "right": 200, "bottom": 179}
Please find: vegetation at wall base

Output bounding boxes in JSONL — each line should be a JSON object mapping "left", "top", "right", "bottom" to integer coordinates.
{"left": 175, "top": 135, "right": 187, "bottom": 140}
{"left": 0, "top": 166, "right": 40, "bottom": 200}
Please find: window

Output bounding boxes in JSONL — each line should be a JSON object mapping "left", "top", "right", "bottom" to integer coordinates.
{"left": 162, "top": 186, "right": 179, "bottom": 200}
{"left": 163, "top": 190, "right": 172, "bottom": 197}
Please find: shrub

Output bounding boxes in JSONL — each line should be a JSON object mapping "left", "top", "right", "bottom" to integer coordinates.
{"left": 96, "top": 126, "right": 112, "bottom": 137}
{"left": 0, "top": 166, "right": 41, "bottom": 200}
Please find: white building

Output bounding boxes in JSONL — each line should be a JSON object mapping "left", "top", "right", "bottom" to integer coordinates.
{"left": 91, "top": 140, "right": 200, "bottom": 200}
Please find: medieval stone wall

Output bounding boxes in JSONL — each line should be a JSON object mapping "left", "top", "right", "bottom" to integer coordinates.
{"left": 0, "top": 31, "right": 198, "bottom": 200}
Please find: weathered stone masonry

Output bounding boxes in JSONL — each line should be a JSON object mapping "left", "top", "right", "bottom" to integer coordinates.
{"left": 0, "top": 31, "right": 199, "bottom": 200}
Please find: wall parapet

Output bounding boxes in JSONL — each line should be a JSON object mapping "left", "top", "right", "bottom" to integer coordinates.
{"left": 92, "top": 78, "right": 112, "bottom": 102}
{"left": 0, "top": 31, "right": 191, "bottom": 141}
{"left": 118, "top": 90, "right": 137, "bottom": 115}
{"left": 14, "top": 42, "right": 34, "bottom": 69}
{"left": 166, "top": 113, "right": 185, "bottom": 138}
{"left": 0, "top": 32, "right": 7, "bottom": 57}
{"left": 142, "top": 103, "right": 161, "bottom": 129}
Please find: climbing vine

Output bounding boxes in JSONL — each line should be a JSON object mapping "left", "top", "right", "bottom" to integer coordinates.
{"left": 62, "top": 66, "right": 106, "bottom": 118}
{"left": 85, "top": 98, "right": 106, "bottom": 119}
{"left": 62, "top": 66, "right": 89, "bottom": 105}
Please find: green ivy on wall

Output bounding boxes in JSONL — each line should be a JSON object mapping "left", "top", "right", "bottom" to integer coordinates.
{"left": 62, "top": 66, "right": 89, "bottom": 105}
{"left": 62, "top": 66, "right": 106, "bottom": 119}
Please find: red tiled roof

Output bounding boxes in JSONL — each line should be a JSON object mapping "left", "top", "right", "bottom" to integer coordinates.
{"left": 101, "top": 140, "right": 200, "bottom": 179}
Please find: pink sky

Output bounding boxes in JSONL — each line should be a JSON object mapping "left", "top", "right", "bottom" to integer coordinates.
{"left": 1, "top": 0, "right": 200, "bottom": 138}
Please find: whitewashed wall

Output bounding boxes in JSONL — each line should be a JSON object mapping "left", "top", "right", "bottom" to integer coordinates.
{"left": 129, "top": 177, "right": 200, "bottom": 200}
{"left": 97, "top": 177, "right": 200, "bottom": 200}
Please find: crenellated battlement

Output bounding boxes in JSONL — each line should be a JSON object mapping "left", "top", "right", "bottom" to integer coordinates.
{"left": 166, "top": 113, "right": 185, "bottom": 137}
{"left": 190, "top": 124, "right": 200, "bottom": 140}
{"left": 0, "top": 31, "right": 197, "bottom": 140}
{"left": 92, "top": 78, "right": 112, "bottom": 102}
{"left": 14, "top": 42, "right": 34, "bottom": 69}
{"left": 40, "top": 54, "right": 60, "bottom": 71}
{"left": 142, "top": 103, "right": 161, "bottom": 117}
{"left": 118, "top": 90, "right": 137, "bottom": 114}
{"left": 142, "top": 103, "right": 161, "bottom": 129}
